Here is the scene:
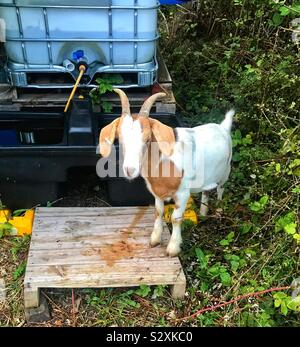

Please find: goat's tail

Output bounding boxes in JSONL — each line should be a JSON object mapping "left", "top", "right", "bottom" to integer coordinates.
{"left": 221, "top": 109, "right": 235, "bottom": 132}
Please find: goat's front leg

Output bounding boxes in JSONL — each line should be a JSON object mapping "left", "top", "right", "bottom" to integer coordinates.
{"left": 166, "top": 190, "right": 190, "bottom": 257}
{"left": 150, "top": 197, "right": 164, "bottom": 247}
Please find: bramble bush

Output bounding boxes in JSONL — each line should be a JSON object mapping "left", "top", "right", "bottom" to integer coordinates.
{"left": 159, "top": 0, "right": 300, "bottom": 326}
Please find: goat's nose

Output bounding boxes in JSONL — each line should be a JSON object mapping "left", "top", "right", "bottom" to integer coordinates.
{"left": 125, "top": 167, "right": 138, "bottom": 178}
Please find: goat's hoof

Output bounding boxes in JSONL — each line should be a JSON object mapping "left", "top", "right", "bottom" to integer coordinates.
{"left": 150, "top": 231, "right": 162, "bottom": 247}
{"left": 150, "top": 240, "right": 161, "bottom": 248}
{"left": 166, "top": 245, "right": 181, "bottom": 257}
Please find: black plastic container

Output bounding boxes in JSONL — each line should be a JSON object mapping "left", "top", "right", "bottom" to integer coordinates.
{"left": 0, "top": 102, "right": 185, "bottom": 208}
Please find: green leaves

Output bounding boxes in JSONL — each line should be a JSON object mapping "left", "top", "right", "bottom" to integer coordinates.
{"left": 90, "top": 74, "right": 124, "bottom": 112}
{"left": 219, "top": 272, "right": 232, "bottom": 286}
{"left": 152, "top": 285, "right": 166, "bottom": 299}
{"left": 275, "top": 212, "right": 300, "bottom": 244}
{"left": 195, "top": 248, "right": 208, "bottom": 269}
{"left": 0, "top": 222, "right": 14, "bottom": 238}
{"left": 219, "top": 231, "right": 235, "bottom": 246}
{"left": 288, "top": 159, "right": 300, "bottom": 177}
{"left": 135, "top": 284, "right": 151, "bottom": 298}
{"left": 279, "top": 4, "right": 300, "bottom": 16}
{"left": 232, "top": 130, "right": 253, "bottom": 148}
{"left": 13, "top": 262, "right": 26, "bottom": 280}
{"left": 249, "top": 195, "right": 269, "bottom": 213}
{"left": 275, "top": 212, "right": 296, "bottom": 234}
{"left": 272, "top": 13, "right": 284, "bottom": 26}
{"left": 272, "top": 3, "right": 300, "bottom": 26}
{"left": 287, "top": 296, "right": 300, "bottom": 312}
{"left": 273, "top": 292, "right": 300, "bottom": 316}
{"left": 279, "top": 6, "right": 290, "bottom": 16}
{"left": 239, "top": 223, "right": 253, "bottom": 235}
{"left": 224, "top": 254, "right": 246, "bottom": 272}
{"left": 207, "top": 263, "right": 232, "bottom": 286}
{"left": 12, "top": 209, "right": 28, "bottom": 217}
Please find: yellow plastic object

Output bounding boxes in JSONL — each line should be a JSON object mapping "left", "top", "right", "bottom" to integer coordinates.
{"left": 0, "top": 209, "right": 11, "bottom": 221}
{"left": 64, "top": 64, "right": 86, "bottom": 113}
{"left": 164, "top": 197, "right": 198, "bottom": 224}
{"left": 10, "top": 210, "right": 35, "bottom": 236}
{"left": 0, "top": 209, "right": 34, "bottom": 236}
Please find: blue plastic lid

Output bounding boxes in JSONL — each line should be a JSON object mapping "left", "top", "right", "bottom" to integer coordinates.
{"left": 72, "top": 49, "right": 84, "bottom": 61}
{"left": 159, "top": 0, "right": 190, "bottom": 4}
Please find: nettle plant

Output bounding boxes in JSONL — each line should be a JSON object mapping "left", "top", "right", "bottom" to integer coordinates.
{"left": 90, "top": 74, "right": 124, "bottom": 113}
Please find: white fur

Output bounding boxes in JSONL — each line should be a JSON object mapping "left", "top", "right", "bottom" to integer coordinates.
{"left": 121, "top": 115, "right": 144, "bottom": 179}
{"left": 150, "top": 110, "right": 234, "bottom": 256}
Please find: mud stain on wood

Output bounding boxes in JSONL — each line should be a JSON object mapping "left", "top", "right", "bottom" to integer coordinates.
{"left": 99, "top": 207, "right": 146, "bottom": 267}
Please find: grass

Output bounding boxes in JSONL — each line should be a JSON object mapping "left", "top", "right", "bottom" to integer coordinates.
{"left": 0, "top": 188, "right": 299, "bottom": 327}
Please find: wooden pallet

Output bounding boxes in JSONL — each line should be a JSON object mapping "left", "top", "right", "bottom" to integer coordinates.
{"left": 24, "top": 206, "right": 186, "bottom": 311}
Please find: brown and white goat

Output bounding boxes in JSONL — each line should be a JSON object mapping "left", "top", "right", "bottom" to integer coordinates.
{"left": 99, "top": 89, "right": 234, "bottom": 256}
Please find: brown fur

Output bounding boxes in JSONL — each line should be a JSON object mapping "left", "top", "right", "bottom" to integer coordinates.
{"left": 99, "top": 117, "right": 122, "bottom": 157}
{"left": 142, "top": 144, "right": 182, "bottom": 200}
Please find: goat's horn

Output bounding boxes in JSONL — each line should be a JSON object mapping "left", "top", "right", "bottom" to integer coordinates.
{"left": 139, "top": 92, "right": 167, "bottom": 117}
{"left": 113, "top": 88, "right": 131, "bottom": 117}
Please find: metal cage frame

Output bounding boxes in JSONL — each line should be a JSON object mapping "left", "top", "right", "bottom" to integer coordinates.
{"left": 0, "top": 0, "right": 160, "bottom": 88}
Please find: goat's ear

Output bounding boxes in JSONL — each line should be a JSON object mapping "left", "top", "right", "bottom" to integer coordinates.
{"left": 99, "top": 118, "right": 120, "bottom": 157}
{"left": 150, "top": 118, "right": 175, "bottom": 156}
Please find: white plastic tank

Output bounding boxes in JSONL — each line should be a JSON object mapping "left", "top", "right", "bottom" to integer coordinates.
{"left": 0, "top": 0, "right": 158, "bottom": 67}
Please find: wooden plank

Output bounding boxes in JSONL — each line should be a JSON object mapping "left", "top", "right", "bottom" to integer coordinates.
{"left": 36, "top": 206, "right": 154, "bottom": 214}
{"left": 27, "top": 243, "right": 172, "bottom": 265}
{"left": 25, "top": 264, "right": 182, "bottom": 287}
{"left": 30, "top": 230, "right": 170, "bottom": 248}
{"left": 24, "top": 206, "right": 186, "bottom": 311}
{"left": 157, "top": 50, "right": 172, "bottom": 84}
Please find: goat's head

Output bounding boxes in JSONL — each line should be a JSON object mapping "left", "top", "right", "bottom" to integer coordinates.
{"left": 99, "top": 88, "right": 175, "bottom": 180}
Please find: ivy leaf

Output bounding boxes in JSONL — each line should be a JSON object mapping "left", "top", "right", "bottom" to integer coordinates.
{"left": 279, "top": 7, "right": 290, "bottom": 16}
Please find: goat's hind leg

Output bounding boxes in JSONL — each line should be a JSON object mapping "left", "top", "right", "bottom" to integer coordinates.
{"left": 200, "top": 191, "right": 209, "bottom": 216}
{"left": 217, "top": 185, "right": 225, "bottom": 201}
{"left": 150, "top": 197, "right": 164, "bottom": 247}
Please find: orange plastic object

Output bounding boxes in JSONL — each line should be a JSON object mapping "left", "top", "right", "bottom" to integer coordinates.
{"left": 164, "top": 197, "right": 198, "bottom": 224}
